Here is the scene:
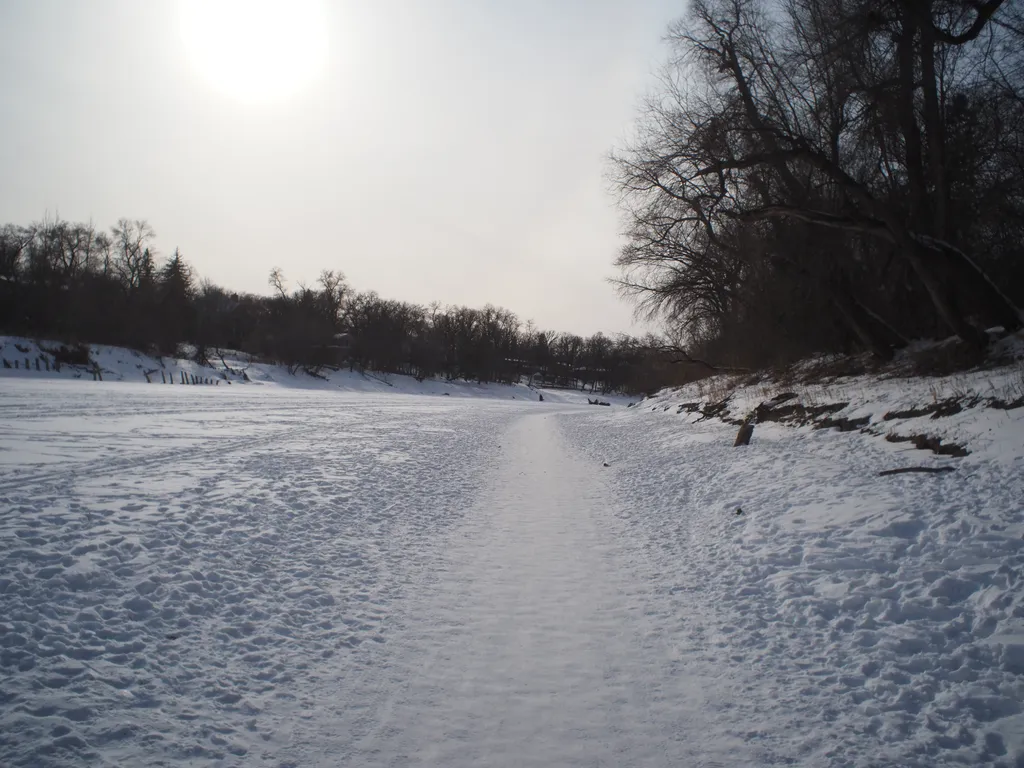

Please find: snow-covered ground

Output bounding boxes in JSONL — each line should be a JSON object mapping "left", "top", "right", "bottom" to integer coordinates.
{"left": 565, "top": 390, "right": 1024, "bottom": 766}
{"left": 0, "top": 335, "right": 626, "bottom": 405}
{"left": 1, "top": 374, "right": 1022, "bottom": 766}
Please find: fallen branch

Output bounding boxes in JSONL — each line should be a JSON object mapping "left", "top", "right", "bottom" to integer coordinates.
{"left": 361, "top": 370, "right": 394, "bottom": 387}
{"left": 218, "top": 351, "right": 250, "bottom": 377}
{"left": 878, "top": 466, "right": 956, "bottom": 476}
{"left": 660, "top": 345, "right": 750, "bottom": 373}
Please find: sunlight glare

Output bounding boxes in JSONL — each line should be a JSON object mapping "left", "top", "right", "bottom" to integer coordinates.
{"left": 179, "top": 0, "right": 329, "bottom": 103}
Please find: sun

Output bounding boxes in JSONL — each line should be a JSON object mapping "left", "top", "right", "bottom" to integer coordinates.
{"left": 179, "top": 0, "right": 329, "bottom": 104}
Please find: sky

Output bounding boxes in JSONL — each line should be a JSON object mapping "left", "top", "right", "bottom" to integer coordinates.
{"left": 0, "top": 0, "right": 683, "bottom": 336}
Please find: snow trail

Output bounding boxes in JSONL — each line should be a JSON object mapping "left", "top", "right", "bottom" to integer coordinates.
{"left": 348, "top": 412, "right": 752, "bottom": 767}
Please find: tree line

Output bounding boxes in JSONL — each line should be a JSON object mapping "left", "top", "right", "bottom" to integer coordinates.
{"left": 612, "top": 0, "right": 1024, "bottom": 368}
{"left": 0, "top": 217, "right": 677, "bottom": 394}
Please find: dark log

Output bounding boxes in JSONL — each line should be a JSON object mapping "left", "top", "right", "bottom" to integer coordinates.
{"left": 878, "top": 466, "right": 955, "bottom": 476}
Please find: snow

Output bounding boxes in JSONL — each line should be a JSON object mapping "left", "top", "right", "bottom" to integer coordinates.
{"left": 569, "top": 365, "right": 1024, "bottom": 765}
{"left": 1, "top": 363, "right": 1023, "bottom": 766}
{"left": 0, "top": 335, "right": 629, "bottom": 405}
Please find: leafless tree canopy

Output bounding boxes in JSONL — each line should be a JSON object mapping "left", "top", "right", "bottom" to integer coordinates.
{"left": 0, "top": 217, "right": 682, "bottom": 394}
{"left": 611, "top": 0, "right": 1024, "bottom": 367}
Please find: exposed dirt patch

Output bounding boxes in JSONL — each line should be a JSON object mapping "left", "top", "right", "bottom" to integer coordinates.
{"left": 754, "top": 400, "right": 847, "bottom": 426}
{"left": 989, "top": 395, "right": 1024, "bottom": 411}
{"left": 884, "top": 394, "right": 1013, "bottom": 420}
{"left": 749, "top": 397, "right": 970, "bottom": 456}
{"left": 699, "top": 398, "right": 733, "bottom": 422}
{"left": 883, "top": 404, "right": 940, "bottom": 421}
{"left": 815, "top": 415, "right": 872, "bottom": 432}
{"left": 884, "top": 432, "right": 970, "bottom": 457}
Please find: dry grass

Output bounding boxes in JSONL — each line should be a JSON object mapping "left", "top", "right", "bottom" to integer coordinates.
{"left": 694, "top": 374, "right": 741, "bottom": 404}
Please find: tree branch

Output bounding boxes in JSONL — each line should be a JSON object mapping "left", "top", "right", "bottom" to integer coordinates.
{"left": 930, "top": 0, "right": 1004, "bottom": 44}
{"left": 660, "top": 345, "right": 750, "bottom": 373}
{"left": 737, "top": 205, "right": 894, "bottom": 240}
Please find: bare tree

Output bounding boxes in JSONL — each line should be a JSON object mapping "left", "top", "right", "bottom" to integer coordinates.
{"left": 111, "top": 219, "right": 156, "bottom": 294}
{"left": 612, "top": 0, "right": 1023, "bottom": 366}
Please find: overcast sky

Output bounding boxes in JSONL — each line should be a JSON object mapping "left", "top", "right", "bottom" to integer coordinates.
{"left": 0, "top": 0, "right": 682, "bottom": 336}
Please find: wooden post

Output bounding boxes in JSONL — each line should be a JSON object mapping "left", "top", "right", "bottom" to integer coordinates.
{"left": 180, "top": 371, "right": 186, "bottom": 384}
{"left": 44, "top": 358, "right": 50, "bottom": 371}
{"left": 734, "top": 421, "right": 755, "bottom": 447}
{"left": 35, "top": 358, "right": 40, "bottom": 371}
{"left": 161, "top": 371, "right": 166, "bottom": 384}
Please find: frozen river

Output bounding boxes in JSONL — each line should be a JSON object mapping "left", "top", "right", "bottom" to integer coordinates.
{"left": 1, "top": 380, "right": 1022, "bottom": 766}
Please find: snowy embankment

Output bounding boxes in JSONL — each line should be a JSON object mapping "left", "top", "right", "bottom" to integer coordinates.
{"left": 563, "top": 349, "right": 1024, "bottom": 764}
{"left": 635, "top": 338, "right": 1024, "bottom": 462}
{"left": 0, "top": 335, "right": 621, "bottom": 405}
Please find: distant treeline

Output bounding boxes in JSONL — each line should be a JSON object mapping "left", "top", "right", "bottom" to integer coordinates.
{"left": 0, "top": 217, "right": 680, "bottom": 394}
{"left": 612, "top": 0, "right": 1024, "bottom": 368}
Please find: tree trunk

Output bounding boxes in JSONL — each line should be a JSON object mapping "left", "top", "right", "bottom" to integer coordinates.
{"left": 896, "top": 14, "right": 930, "bottom": 232}
{"left": 917, "top": 1, "right": 949, "bottom": 239}
{"left": 902, "top": 239, "right": 988, "bottom": 348}
{"left": 928, "top": 240, "right": 1023, "bottom": 332}
{"left": 830, "top": 287, "right": 896, "bottom": 360}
